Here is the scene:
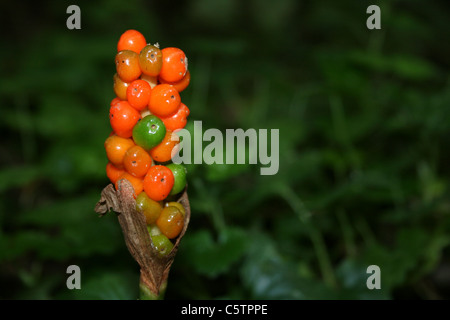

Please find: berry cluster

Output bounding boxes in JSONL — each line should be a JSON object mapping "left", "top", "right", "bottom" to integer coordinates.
{"left": 104, "top": 30, "right": 190, "bottom": 257}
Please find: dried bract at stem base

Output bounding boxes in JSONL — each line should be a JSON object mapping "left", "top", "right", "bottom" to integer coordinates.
{"left": 94, "top": 179, "right": 190, "bottom": 298}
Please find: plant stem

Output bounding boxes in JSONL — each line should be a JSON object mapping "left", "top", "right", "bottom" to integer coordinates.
{"left": 139, "top": 279, "right": 167, "bottom": 300}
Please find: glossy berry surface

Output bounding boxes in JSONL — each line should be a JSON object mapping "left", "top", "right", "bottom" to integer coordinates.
{"left": 115, "top": 50, "right": 141, "bottom": 82}
{"left": 113, "top": 73, "right": 130, "bottom": 100}
{"left": 109, "top": 101, "right": 141, "bottom": 138}
{"left": 136, "top": 192, "right": 163, "bottom": 224}
{"left": 149, "top": 130, "right": 179, "bottom": 163}
{"left": 165, "top": 201, "right": 186, "bottom": 217}
{"left": 123, "top": 145, "right": 152, "bottom": 178}
{"left": 156, "top": 206, "right": 184, "bottom": 239}
{"left": 117, "top": 29, "right": 147, "bottom": 54}
{"left": 106, "top": 162, "right": 126, "bottom": 184}
{"left": 143, "top": 165, "right": 174, "bottom": 201}
{"left": 110, "top": 97, "right": 122, "bottom": 107}
{"left": 126, "top": 79, "right": 152, "bottom": 111}
{"left": 160, "top": 103, "right": 190, "bottom": 132}
{"left": 148, "top": 84, "right": 181, "bottom": 117}
{"left": 159, "top": 70, "right": 191, "bottom": 93}
{"left": 166, "top": 163, "right": 187, "bottom": 195}
{"left": 139, "top": 44, "right": 162, "bottom": 77}
{"left": 104, "top": 135, "right": 135, "bottom": 167}
{"left": 132, "top": 115, "right": 166, "bottom": 150}
{"left": 159, "top": 47, "right": 188, "bottom": 83}
{"left": 150, "top": 234, "right": 174, "bottom": 257}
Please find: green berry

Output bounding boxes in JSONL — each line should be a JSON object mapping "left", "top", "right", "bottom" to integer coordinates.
{"left": 132, "top": 115, "right": 166, "bottom": 150}
{"left": 166, "top": 163, "right": 187, "bottom": 195}
{"left": 136, "top": 192, "right": 163, "bottom": 224}
{"left": 150, "top": 234, "right": 174, "bottom": 257}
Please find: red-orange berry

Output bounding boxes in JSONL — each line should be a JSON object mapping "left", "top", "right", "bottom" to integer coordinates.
{"left": 143, "top": 165, "right": 174, "bottom": 201}
{"left": 123, "top": 145, "right": 152, "bottom": 178}
{"left": 148, "top": 84, "right": 181, "bottom": 117}
{"left": 117, "top": 30, "right": 147, "bottom": 54}
{"left": 158, "top": 70, "right": 190, "bottom": 93}
{"left": 159, "top": 103, "right": 190, "bottom": 132}
{"left": 115, "top": 50, "right": 141, "bottom": 83}
{"left": 110, "top": 97, "right": 122, "bottom": 107}
{"left": 149, "top": 130, "right": 179, "bottom": 163}
{"left": 115, "top": 172, "right": 144, "bottom": 195}
{"left": 126, "top": 80, "right": 152, "bottom": 111}
{"left": 159, "top": 47, "right": 188, "bottom": 83}
{"left": 104, "top": 135, "right": 135, "bottom": 168}
{"left": 109, "top": 101, "right": 141, "bottom": 138}
{"left": 106, "top": 162, "right": 126, "bottom": 184}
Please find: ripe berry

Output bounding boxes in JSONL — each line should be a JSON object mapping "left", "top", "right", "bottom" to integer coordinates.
{"left": 150, "top": 234, "right": 174, "bottom": 257}
{"left": 159, "top": 47, "right": 188, "bottom": 83}
{"left": 156, "top": 206, "right": 184, "bottom": 239}
{"left": 149, "top": 130, "right": 179, "bottom": 163}
{"left": 139, "top": 44, "right": 162, "bottom": 77}
{"left": 159, "top": 70, "right": 191, "bottom": 93}
{"left": 143, "top": 165, "right": 174, "bottom": 201}
{"left": 166, "top": 163, "right": 187, "bottom": 195}
{"left": 115, "top": 172, "right": 144, "bottom": 195}
{"left": 123, "top": 145, "right": 152, "bottom": 178}
{"left": 113, "top": 73, "right": 130, "bottom": 100}
{"left": 136, "top": 192, "right": 163, "bottom": 224}
{"left": 104, "top": 135, "right": 135, "bottom": 168}
{"left": 117, "top": 29, "right": 147, "bottom": 54}
{"left": 106, "top": 162, "right": 126, "bottom": 184}
{"left": 148, "top": 84, "right": 181, "bottom": 117}
{"left": 115, "top": 50, "right": 141, "bottom": 82}
{"left": 159, "top": 103, "right": 190, "bottom": 132}
{"left": 109, "top": 101, "right": 141, "bottom": 138}
{"left": 110, "top": 97, "right": 122, "bottom": 107}
{"left": 126, "top": 79, "right": 152, "bottom": 111}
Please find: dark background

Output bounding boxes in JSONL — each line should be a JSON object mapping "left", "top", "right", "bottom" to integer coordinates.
{"left": 1, "top": 0, "right": 449, "bottom": 299}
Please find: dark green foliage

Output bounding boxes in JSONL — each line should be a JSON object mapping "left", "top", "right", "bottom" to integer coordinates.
{"left": 0, "top": 0, "right": 449, "bottom": 299}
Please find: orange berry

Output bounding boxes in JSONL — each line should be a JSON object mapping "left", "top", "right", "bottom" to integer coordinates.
{"left": 143, "top": 165, "right": 174, "bottom": 201}
{"left": 149, "top": 130, "right": 179, "bottom": 163}
{"left": 110, "top": 97, "right": 122, "bottom": 107}
{"left": 104, "top": 135, "right": 135, "bottom": 168}
{"left": 158, "top": 70, "right": 190, "bottom": 93}
{"left": 156, "top": 206, "right": 184, "bottom": 239}
{"left": 148, "top": 84, "right": 180, "bottom": 117}
{"left": 109, "top": 101, "right": 141, "bottom": 138}
{"left": 113, "top": 73, "right": 130, "bottom": 100}
{"left": 106, "top": 162, "right": 126, "bottom": 184}
{"left": 117, "top": 30, "right": 147, "bottom": 54}
{"left": 115, "top": 172, "right": 144, "bottom": 195}
{"left": 115, "top": 50, "right": 141, "bottom": 82}
{"left": 159, "top": 47, "right": 188, "bottom": 83}
{"left": 159, "top": 103, "right": 190, "bottom": 132}
{"left": 126, "top": 79, "right": 152, "bottom": 111}
{"left": 123, "top": 145, "right": 152, "bottom": 178}
{"left": 139, "top": 44, "right": 163, "bottom": 77}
